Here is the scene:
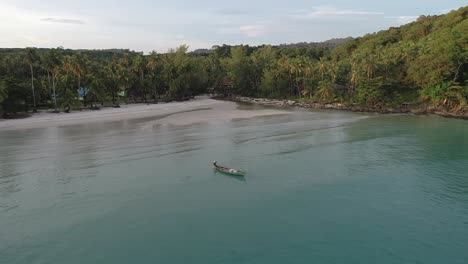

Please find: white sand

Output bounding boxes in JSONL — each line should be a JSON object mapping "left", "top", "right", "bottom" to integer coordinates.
{"left": 0, "top": 98, "right": 290, "bottom": 131}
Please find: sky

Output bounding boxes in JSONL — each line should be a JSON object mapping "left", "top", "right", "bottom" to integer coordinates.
{"left": 0, "top": 0, "right": 465, "bottom": 52}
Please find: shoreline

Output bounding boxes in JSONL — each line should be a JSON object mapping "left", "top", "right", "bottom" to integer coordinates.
{"left": 0, "top": 98, "right": 290, "bottom": 131}
{"left": 1, "top": 96, "right": 466, "bottom": 132}
{"left": 225, "top": 96, "right": 468, "bottom": 120}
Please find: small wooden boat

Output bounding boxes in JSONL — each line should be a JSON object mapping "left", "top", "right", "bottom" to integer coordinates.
{"left": 213, "top": 161, "right": 247, "bottom": 177}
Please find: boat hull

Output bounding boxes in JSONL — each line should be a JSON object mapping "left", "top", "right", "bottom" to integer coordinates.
{"left": 214, "top": 167, "right": 246, "bottom": 177}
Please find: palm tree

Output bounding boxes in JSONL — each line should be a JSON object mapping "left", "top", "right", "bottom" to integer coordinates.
{"left": 350, "top": 54, "right": 366, "bottom": 94}
{"left": 55, "top": 66, "right": 78, "bottom": 113}
{"left": 44, "top": 48, "right": 63, "bottom": 112}
{"left": 133, "top": 53, "right": 147, "bottom": 102}
{"left": 23, "top": 48, "right": 38, "bottom": 112}
{"left": 364, "top": 55, "right": 377, "bottom": 80}
{"left": 133, "top": 53, "right": 146, "bottom": 82}
{"left": 147, "top": 51, "right": 159, "bottom": 102}
{"left": 315, "top": 80, "right": 335, "bottom": 103}
{"left": 277, "top": 57, "right": 296, "bottom": 97}
{"left": 64, "top": 53, "right": 87, "bottom": 92}
{"left": 292, "top": 57, "right": 305, "bottom": 98}
{"left": 302, "top": 60, "right": 315, "bottom": 99}
{"left": 116, "top": 53, "right": 132, "bottom": 103}
{"left": 329, "top": 61, "right": 337, "bottom": 83}
{"left": 104, "top": 61, "right": 119, "bottom": 106}
{"left": 318, "top": 57, "right": 327, "bottom": 81}
{"left": 87, "top": 71, "right": 107, "bottom": 109}
{"left": 350, "top": 67, "right": 359, "bottom": 94}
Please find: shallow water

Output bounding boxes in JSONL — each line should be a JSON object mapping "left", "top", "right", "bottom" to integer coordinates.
{"left": 1, "top": 104, "right": 467, "bottom": 264}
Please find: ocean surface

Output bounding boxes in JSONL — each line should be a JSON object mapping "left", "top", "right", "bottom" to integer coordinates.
{"left": 1, "top": 103, "right": 467, "bottom": 264}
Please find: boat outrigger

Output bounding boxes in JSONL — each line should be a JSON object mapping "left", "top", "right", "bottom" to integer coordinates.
{"left": 213, "top": 161, "right": 247, "bottom": 177}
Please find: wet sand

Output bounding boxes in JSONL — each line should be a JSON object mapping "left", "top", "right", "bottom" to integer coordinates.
{"left": 0, "top": 98, "right": 290, "bottom": 131}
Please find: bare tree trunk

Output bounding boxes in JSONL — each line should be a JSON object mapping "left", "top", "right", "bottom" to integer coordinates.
{"left": 30, "top": 65, "right": 37, "bottom": 113}
{"left": 47, "top": 71, "right": 52, "bottom": 96}
{"left": 52, "top": 72, "right": 57, "bottom": 112}
{"left": 154, "top": 82, "right": 158, "bottom": 104}
{"left": 141, "top": 72, "right": 147, "bottom": 103}
{"left": 453, "top": 60, "right": 463, "bottom": 82}
{"left": 289, "top": 74, "right": 293, "bottom": 97}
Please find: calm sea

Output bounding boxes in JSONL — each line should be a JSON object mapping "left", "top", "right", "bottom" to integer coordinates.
{"left": 1, "top": 104, "right": 467, "bottom": 263}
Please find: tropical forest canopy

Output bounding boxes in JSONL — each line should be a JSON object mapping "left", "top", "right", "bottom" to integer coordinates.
{"left": 0, "top": 7, "right": 466, "bottom": 114}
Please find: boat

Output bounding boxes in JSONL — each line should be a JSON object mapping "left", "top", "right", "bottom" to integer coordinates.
{"left": 213, "top": 161, "right": 247, "bottom": 177}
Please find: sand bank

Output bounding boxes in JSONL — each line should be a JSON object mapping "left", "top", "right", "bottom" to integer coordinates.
{"left": 0, "top": 98, "right": 290, "bottom": 131}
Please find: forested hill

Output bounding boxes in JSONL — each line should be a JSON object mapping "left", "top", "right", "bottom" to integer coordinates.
{"left": 0, "top": 6, "right": 466, "bottom": 116}
{"left": 327, "top": 7, "right": 467, "bottom": 108}
{"left": 191, "top": 37, "right": 354, "bottom": 55}
{"left": 277, "top": 37, "right": 354, "bottom": 49}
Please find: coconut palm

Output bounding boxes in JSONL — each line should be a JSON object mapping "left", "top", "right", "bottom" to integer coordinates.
{"left": 133, "top": 53, "right": 146, "bottom": 82}
{"left": 147, "top": 51, "right": 160, "bottom": 102}
{"left": 318, "top": 57, "right": 328, "bottom": 81}
{"left": 44, "top": 48, "right": 63, "bottom": 112}
{"left": 23, "top": 48, "right": 39, "bottom": 112}
{"left": 64, "top": 53, "right": 88, "bottom": 92}
{"left": 315, "top": 80, "right": 335, "bottom": 103}
{"left": 116, "top": 53, "right": 132, "bottom": 102}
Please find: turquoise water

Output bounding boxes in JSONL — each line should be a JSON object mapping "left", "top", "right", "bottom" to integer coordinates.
{"left": 1, "top": 105, "right": 467, "bottom": 264}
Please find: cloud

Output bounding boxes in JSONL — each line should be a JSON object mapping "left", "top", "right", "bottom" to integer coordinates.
{"left": 293, "top": 6, "right": 384, "bottom": 19}
{"left": 41, "top": 17, "right": 85, "bottom": 25}
{"left": 217, "top": 8, "right": 255, "bottom": 15}
{"left": 219, "top": 20, "right": 233, "bottom": 25}
{"left": 239, "top": 25, "right": 265, "bottom": 37}
{"left": 386, "top": 16, "right": 418, "bottom": 24}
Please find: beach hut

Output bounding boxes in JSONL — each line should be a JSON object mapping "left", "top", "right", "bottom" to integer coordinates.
{"left": 214, "top": 77, "right": 234, "bottom": 96}
{"left": 77, "top": 87, "right": 89, "bottom": 101}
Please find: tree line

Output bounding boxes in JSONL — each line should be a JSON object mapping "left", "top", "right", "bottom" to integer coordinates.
{"left": 0, "top": 6, "right": 466, "bottom": 116}
{"left": 0, "top": 45, "right": 211, "bottom": 114}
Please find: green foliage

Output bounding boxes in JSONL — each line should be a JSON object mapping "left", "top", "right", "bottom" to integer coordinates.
{"left": 227, "top": 46, "right": 256, "bottom": 96}
{"left": 355, "top": 78, "right": 387, "bottom": 106}
{"left": 314, "top": 80, "right": 336, "bottom": 103}
{"left": 0, "top": 7, "right": 466, "bottom": 115}
{"left": 421, "top": 81, "right": 468, "bottom": 109}
{"left": 259, "top": 68, "right": 288, "bottom": 98}
{"left": 164, "top": 45, "right": 197, "bottom": 100}
{"left": 446, "top": 84, "right": 468, "bottom": 109}
{"left": 0, "top": 77, "right": 30, "bottom": 113}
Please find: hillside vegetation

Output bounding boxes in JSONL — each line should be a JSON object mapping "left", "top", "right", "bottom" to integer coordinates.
{"left": 0, "top": 7, "right": 466, "bottom": 116}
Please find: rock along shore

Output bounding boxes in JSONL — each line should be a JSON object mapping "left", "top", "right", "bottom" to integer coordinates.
{"left": 222, "top": 96, "right": 468, "bottom": 120}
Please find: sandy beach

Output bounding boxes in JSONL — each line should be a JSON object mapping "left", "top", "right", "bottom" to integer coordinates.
{"left": 0, "top": 97, "right": 290, "bottom": 131}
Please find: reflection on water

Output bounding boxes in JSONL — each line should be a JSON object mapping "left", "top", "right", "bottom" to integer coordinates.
{"left": 0, "top": 105, "right": 467, "bottom": 264}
